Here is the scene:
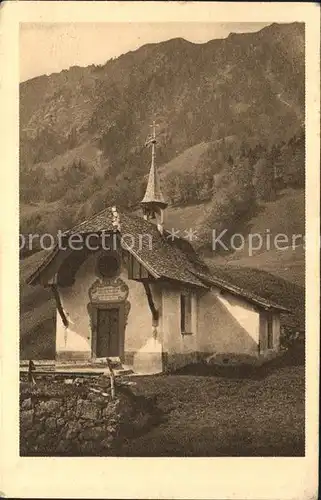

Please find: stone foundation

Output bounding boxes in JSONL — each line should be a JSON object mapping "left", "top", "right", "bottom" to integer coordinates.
{"left": 203, "top": 350, "right": 281, "bottom": 367}
{"left": 132, "top": 339, "right": 163, "bottom": 374}
{"left": 56, "top": 350, "right": 91, "bottom": 362}
{"left": 163, "top": 351, "right": 199, "bottom": 372}
{"left": 123, "top": 351, "right": 135, "bottom": 366}
{"left": 20, "top": 381, "right": 121, "bottom": 456}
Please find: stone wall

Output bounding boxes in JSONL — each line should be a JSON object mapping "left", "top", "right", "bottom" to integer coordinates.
{"left": 20, "top": 374, "right": 160, "bottom": 456}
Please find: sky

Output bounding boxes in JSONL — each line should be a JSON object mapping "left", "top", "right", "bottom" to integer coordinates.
{"left": 20, "top": 22, "right": 270, "bottom": 82}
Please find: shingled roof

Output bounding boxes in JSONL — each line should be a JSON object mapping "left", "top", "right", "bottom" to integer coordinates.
{"left": 27, "top": 207, "right": 207, "bottom": 288}
{"left": 26, "top": 207, "right": 298, "bottom": 317}
{"left": 141, "top": 156, "right": 168, "bottom": 209}
{"left": 202, "top": 263, "right": 304, "bottom": 331}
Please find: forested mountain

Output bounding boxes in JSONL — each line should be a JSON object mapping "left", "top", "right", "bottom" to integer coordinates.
{"left": 20, "top": 22, "right": 305, "bottom": 250}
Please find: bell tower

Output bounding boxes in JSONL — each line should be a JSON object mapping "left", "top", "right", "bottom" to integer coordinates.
{"left": 141, "top": 121, "right": 168, "bottom": 234}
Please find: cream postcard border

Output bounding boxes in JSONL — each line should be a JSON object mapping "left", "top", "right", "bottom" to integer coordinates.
{"left": 0, "top": 2, "right": 319, "bottom": 499}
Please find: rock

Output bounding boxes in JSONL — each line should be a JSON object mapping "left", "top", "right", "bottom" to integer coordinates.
{"left": 79, "top": 419, "right": 96, "bottom": 429}
{"left": 79, "top": 441, "right": 96, "bottom": 455}
{"left": 65, "top": 421, "right": 82, "bottom": 439}
{"left": 21, "top": 398, "right": 32, "bottom": 410}
{"left": 57, "top": 418, "right": 65, "bottom": 427}
{"left": 36, "top": 433, "right": 49, "bottom": 449}
{"left": 79, "top": 426, "right": 105, "bottom": 441}
{"left": 92, "top": 396, "right": 109, "bottom": 406}
{"left": 38, "top": 399, "right": 61, "bottom": 413}
{"left": 66, "top": 399, "right": 75, "bottom": 409}
{"left": 20, "top": 375, "right": 151, "bottom": 456}
{"left": 100, "top": 436, "right": 114, "bottom": 449}
{"left": 25, "top": 429, "right": 35, "bottom": 440}
{"left": 20, "top": 409, "right": 33, "bottom": 428}
{"left": 56, "top": 439, "right": 72, "bottom": 454}
{"left": 87, "top": 392, "right": 98, "bottom": 401}
{"left": 31, "top": 422, "right": 44, "bottom": 433}
{"left": 20, "top": 382, "right": 30, "bottom": 390}
{"left": 119, "top": 380, "right": 136, "bottom": 387}
{"left": 75, "top": 398, "right": 85, "bottom": 417}
{"left": 89, "top": 387, "right": 101, "bottom": 394}
{"left": 101, "top": 401, "right": 120, "bottom": 418}
{"left": 46, "top": 417, "right": 57, "bottom": 430}
{"left": 80, "top": 401, "right": 99, "bottom": 420}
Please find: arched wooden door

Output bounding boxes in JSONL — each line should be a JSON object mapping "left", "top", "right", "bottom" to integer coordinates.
{"left": 90, "top": 302, "right": 126, "bottom": 359}
{"left": 96, "top": 307, "right": 120, "bottom": 357}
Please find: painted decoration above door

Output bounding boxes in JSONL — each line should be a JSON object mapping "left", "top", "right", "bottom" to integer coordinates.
{"left": 89, "top": 277, "right": 129, "bottom": 304}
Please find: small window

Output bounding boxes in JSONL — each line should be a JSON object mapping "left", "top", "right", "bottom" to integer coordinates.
{"left": 267, "top": 314, "right": 273, "bottom": 349}
{"left": 97, "top": 254, "right": 120, "bottom": 278}
{"left": 180, "top": 293, "right": 192, "bottom": 334}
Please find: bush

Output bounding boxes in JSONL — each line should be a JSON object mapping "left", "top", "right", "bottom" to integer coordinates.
{"left": 280, "top": 326, "right": 303, "bottom": 350}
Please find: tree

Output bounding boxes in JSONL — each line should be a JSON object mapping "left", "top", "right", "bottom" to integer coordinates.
{"left": 253, "top": 155, "right": 276, "bottom": 202}
{"left": 282, "top": 131, "right": 305, "bottom": 188}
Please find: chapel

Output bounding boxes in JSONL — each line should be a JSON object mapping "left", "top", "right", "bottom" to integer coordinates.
{"left": 27, "top": 124, "right": 290, "bottom": 373}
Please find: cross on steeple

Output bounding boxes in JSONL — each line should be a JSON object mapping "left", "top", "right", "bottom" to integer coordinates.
{"left": 141, "top": 121, "right": 167, "bottom": 233}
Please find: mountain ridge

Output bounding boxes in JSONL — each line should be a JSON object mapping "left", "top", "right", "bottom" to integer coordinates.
{"left": 20, "top": 22, "right": 304, "bottom": 246}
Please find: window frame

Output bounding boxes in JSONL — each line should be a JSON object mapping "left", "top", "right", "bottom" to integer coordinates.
{"left": 267, "top": 313, "right": 274, "bottom": 349}
{"left": 180, "top": 292, "right": 193, "bottom": 335}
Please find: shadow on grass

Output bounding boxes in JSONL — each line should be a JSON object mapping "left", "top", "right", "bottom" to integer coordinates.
{"left": 116, "top": 384, "right": 169, "bottom": 440}
{"left": 172, "top": 344, "right": 305, "bottom": 380}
